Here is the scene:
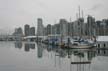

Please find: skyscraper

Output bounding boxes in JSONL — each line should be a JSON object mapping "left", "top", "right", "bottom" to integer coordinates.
{"left": 24, "top": 24, "right": 30, "bottom": 36}
{"left": 30, "top": 27, "right": 35, "bottom": 36}
{"left": 59, "top": 19, "right": 68, "bottom": 36}
{"left": 47, "top": 24, "right": 51, "bottom": 35}
{"left": 37, "top": 18, "right": 44, "bottom": 36}
{"left": 87, "top": 15, "right": 96, "bottom": 36}
{"left": 13, "top": 27, "right": 23, "bottom": 36}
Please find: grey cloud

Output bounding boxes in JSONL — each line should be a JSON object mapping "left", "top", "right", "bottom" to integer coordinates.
{"left": 90, "top": 4, "right": 103, "bottom": 11}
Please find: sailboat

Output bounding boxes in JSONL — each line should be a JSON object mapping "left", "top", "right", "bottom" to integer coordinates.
{"left": 67, "top": 6, "right": 96, "bottom": 49}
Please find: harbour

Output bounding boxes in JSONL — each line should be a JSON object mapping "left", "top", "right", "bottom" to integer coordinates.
{"left": 0, "top": 0, "right": 108, "bottom": 71}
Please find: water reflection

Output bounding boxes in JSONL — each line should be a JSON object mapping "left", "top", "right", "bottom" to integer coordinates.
{"left": 97, "top": 49, "right": 108, "bottom": 56}
{"left": 37, "top": 43, "right": 44, "bottom": 58}
{"left": 14, "top": 42, "right": 108, "bottom": 60}
{"left": 69, "top": 49, "right": 96, "bottom": 71}
{"left": 24, "top": 42, "right": 35, "bottom": 52}
{"left": 13, "top": 42, "right": 108, "bottom": 71}
{"left": 25, "top": 43, "right": 30, "bottom": 52}
{"left": 14, "top": 41, "right": 22, "bottom": 49}
{"left": 36, "top": 43, "right": 108, "bottom": 71}
{"left": 36, "top": 43, "right": 96, "bottom": 61}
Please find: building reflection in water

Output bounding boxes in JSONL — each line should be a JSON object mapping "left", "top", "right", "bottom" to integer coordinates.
{"left": 87, "top": 50, "right": 96, "bottom": 61}
{"left": 36, "top": 43, "right": 65, "bottom": 58}
{"left": 30, "top": 44, "right": 35, "bottom": 49}
{"left": 14, "top": 41, "right": 22, "bottom": 49}
{"left": 24, "top": 43, "right": 35, "bottom": 52}
{"left": 68, "top": 49, "right": 96, "bottom": 71}
{"left": 37, "top": 43, "right": 44, "bottom": 58}
{"left": 14, "top": 42, "right": 108, "bottom": 71}
{"left": 25, "top": 43, "right": 30, "bottom": 52}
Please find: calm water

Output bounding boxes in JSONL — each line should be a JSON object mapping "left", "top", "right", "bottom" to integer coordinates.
{"left": 0, "top": 41, "right": 108, "bottom": 71}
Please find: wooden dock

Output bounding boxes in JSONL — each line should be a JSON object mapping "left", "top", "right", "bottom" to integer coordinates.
{"left": 96, "top": 48, "right": 108, "bottom": 50}
{"left": 61, "top": 45, "right": 94, "bottom": 49}
{"left": 71, "top": 61, "right": 91, "bottom": 64}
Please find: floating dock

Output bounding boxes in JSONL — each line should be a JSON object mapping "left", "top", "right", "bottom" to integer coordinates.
{"left": 71, "top": 61, "right": 91, "bottom": 64}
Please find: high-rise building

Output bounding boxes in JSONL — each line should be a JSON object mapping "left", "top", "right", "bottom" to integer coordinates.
{"left": 72, "top": 18, "right": 85, "bottom": 37}
{"left": 96, "top": 19, "right": 108, "bottom": 36}
{"left": 73, "top": 20, "right": 79, "bottom": 36}
{"left": 87, "top": 15, "right": 96, "bottom": 36}
{"left": 24, "top": 24, "right": 30, "bottom": 36}
{"left": 54, "top": 24, "right": 60, "bottom": 35}
{"left": 13, "top": 27, "right": 23, "bottom": 36}
{"left": 12, "top": 27, "right": 23, "bottom": 40}
{"left": 95, "top": 21, "right": 101, "bottom": 35}
{"left": 102, "top": 19, "right": 108, "bottom": 35}
{"left": 30, "top": 27, "right": 35, "bottom": 36}
{"left": 46, "top": 24, "right": 51, "bottom": 35}
{"left": 43, "top": 27, "right": 47, "bottom": 36}
{"left": 37, "top": 18, "right": 44, "bottom": 36}
{"left": 68, "top": 22, "right": 74, "bottom": 37}
{"left": 59, "top": 19, "right": 68, "bottom": 36}
{"left": 78, "top": 18, "right": 84, "bottom": 36}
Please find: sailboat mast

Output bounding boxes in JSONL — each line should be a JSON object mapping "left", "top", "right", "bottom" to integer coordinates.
{"left": 79, "top": 6, "right": 81, "bottom": 18}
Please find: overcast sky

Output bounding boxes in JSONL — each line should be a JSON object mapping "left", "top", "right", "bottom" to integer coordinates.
{"left": 0, "top": 0, "right": 108, "bottom": 34}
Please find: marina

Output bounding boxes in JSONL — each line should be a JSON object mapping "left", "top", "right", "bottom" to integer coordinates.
{"left": 0, "top": 0, "right": 108, "bottom": 71}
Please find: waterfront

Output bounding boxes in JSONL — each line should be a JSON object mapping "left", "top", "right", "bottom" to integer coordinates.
{"left": 0, "top": 41, "right": 108, "bottom": 71}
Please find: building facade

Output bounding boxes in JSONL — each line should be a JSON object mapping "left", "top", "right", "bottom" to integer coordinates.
{"left": 87, "top": 15, "right": 96, "bottom": 36}
{"left": 30, "top": 27, "right": 35, "bottom": 36}
{"left": 24, "top": 24, "right": 30, "bottom": 36}
{"left": 59, "top": 19, "right": 68, "bottom": 36}
{"left": 13, "top": 27, "right": 23, "bottom": 36}
{"left": 37, "top": 18, "right": 44, "bottom": 36}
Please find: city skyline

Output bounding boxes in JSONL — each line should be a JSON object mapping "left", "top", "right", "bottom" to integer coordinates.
{"left": 0, "top": 0, "right": 108, "bottom": 34}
